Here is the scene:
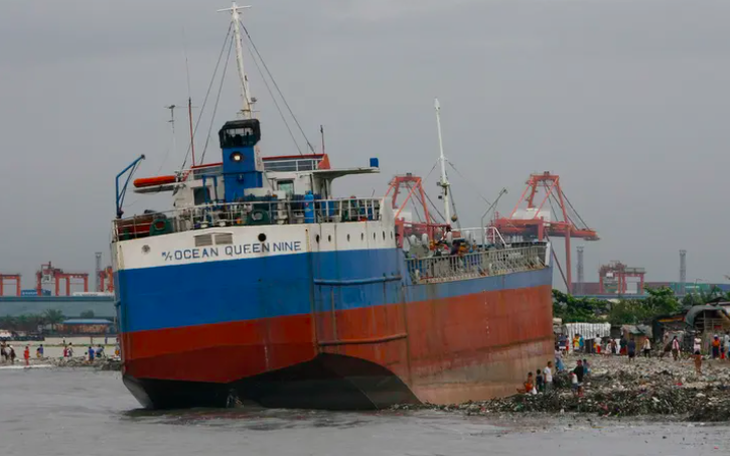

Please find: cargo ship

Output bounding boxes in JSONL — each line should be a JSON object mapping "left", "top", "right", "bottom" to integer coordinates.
{"left": 111, "top": 3, "right": 554, "bottom": 409}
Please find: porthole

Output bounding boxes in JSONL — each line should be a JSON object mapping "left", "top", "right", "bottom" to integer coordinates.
{"left": 142, "top": 245, "right": 150, "bottom": 254}
{"left": 258, "top": 233, "right": 267, "bottom": 242}
{"left": 316, "top": 234, "right": 320, "bottom": 243}
{"left": 390, "top": 232, "right": 394, "bottom": 239}
{"left": 347, "top": 234, "right": 351, "bottom": 242}
{"left": 361, "top": 233, "right": 364, "bottom": 241}
{"left": 373, "top": 233, "right": 376, "bottom": 240}
{"left": 328, "top": 235, "right": 332, "bottom": 242}
{"left": 382, "top": 231, "right": 386, "bottom": 240}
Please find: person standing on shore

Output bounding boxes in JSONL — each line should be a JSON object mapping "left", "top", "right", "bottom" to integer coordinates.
{"left": 694, "top": 350, "right": 703, "bottom": 375}
{"left": 642, "top": 337, "right": 651, "bottom": 358}
{"left": 619, "top": 337, "right": 627, "bottom": 356}
{"left": 36, "top": 344, "right": 44, "bottom": 359}
{"left": 544, "top": 361, "right": 554, "bottom": 393}
{"left": 1, "top": 342, "right": 7, "bottom": 363}
{"left": 724, "top": 332, "right": 730, "bottom": 361}
{"left": 9, "top": 345, "right": 16, "bottom": 365}
{"left": 67, "top": 343, "right": 74, "bottom": 358}
{"left": 671, "top": 336, "right": 680, "bottom": 361}
{"left": 23, "top": 345, "right": 30, "bottom": 366}
{"left": 87, "top": 346, "right": 95, "bottom": 364}
{"left": 627, "top": 338, "right": 637, "bottom": 362}
{"left": 711, "top": 335, "right": 721, "bottom": 360}
{"left": 572, "top": 360, "right": 585, "bottom": 396}
{"left": 535, "top": 368, "right": 544, "bottom": 393}
{"left": 694, "top": 336, "right": 702, "bottom": 355}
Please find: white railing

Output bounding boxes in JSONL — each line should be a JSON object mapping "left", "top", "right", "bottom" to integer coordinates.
{"left": 113, "top": 198, "right": 382, "bottom": 241}
{"left": 458, "top": 226, "right": 507, "bottom": 246}
{"left": 405, "top": 244, "right": 547, "bottom": 284}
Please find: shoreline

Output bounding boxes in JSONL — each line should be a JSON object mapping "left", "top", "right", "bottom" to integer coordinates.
{"left": 395, "top": 353, "right": 730, "bottom": 422}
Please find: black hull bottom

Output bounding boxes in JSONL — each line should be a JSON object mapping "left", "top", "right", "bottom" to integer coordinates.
{"left": 125, "top": 354, "right": 419, "bottom": 410}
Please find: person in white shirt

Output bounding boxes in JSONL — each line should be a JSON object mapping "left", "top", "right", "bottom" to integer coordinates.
{"left": 642, "top": 338, "right": 651, "bottom": 358}
{"left": 543, "top": 361, "right": 554, "bottom": 393}
{"left": 693, "top": 337, "right": 702, "bottom": 355}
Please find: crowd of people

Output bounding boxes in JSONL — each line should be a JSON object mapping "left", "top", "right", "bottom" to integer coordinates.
{"left": 522, "top": 330, "right": 730, "bottom": 397}
{"left": 522, "top": 358, "right": 590, "bottom": 397}
{"left": 61, "top": 342, "right": 108, "bottom": 363}
{"left": 0, "top": 340, "right": 119, "bottom": 366}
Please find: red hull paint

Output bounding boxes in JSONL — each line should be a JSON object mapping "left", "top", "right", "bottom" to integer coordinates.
{"left": 123, "top": 284, "right": 553, "bottom": 405}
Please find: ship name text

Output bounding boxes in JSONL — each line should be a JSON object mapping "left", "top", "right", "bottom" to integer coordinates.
{"left": 161, "top": 241, "right": 303, "bottom": 262}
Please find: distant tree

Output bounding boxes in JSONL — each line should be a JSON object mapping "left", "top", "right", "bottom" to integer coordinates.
{"left": 682, "top": 286, "right": 725, "bottom": 307}
{"left": 643, "top": 287, "right": 681, "bottom": 316}
{"left": 15, "top": 315, "right": 30, "bottom": 331}
{"left": 80, "top": 310, "right": 95, "bottom": 319}
{"left": 552, "top": 289, "right": 607, "bottom": 323}
{"left": 0, "top": 315, "right": 18, "bottom": 330}
{"left": 608, "top": 300, "right": 651, "bottom": 325}
{"left": 43, "top": 309, "right": 65, "bottom": 332}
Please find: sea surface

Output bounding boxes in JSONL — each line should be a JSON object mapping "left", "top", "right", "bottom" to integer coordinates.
{"left": 1, "top": 368, "right": 729, "bottom": 456}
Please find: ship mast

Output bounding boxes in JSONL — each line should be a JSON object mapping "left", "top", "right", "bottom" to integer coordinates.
{"left": 218, "top": 2, "right": 254, "bottom": 118}
{"left": 434, "top": 98, "right": 451, "bottom": 225}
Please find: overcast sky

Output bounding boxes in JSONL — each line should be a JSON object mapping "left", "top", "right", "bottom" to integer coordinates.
{"left": 1, "top": 0, "right": 729, "bottom": 292}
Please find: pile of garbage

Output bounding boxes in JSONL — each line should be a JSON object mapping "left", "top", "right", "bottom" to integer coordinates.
{"left": 50, "top": 357, "right": 122, "bottom": 371}
{"left": 396, "top": 355, "right": 730, "bottom": 422}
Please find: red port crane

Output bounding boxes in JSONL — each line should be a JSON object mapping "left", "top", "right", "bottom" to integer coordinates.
{"left": 492, "top": 172, "right": 599, "bottom": 293}
{"left": 598, "top": 261, "right": 646, "bottom": 295}
{"left": 98, "top": 266, "right": 115, "bottom": 293}
{"left": 0, "top": 274, "right": 21, "bottom": 297}
{"left": 385, "top": 173, "right": 449, "bottom": 245}
{"left": 36, "top": 261, "right": 89, "bottom": 296}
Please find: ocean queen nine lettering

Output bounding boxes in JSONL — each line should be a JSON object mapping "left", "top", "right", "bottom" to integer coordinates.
{"left": 163, "top": 241, "right": 302, "bottom": 263}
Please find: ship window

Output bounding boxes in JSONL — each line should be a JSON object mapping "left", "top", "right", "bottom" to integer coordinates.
{"left": 361, "top": 233, "right": 364, "bottom": 241}
{"left": 382, "top": 231, "right": 385, "bottom": 240}
{"left": 195, "top": 234, "right": 213, "bottom": 247}
{"left": 328, "top": 235, "right": 332, "bottom": 242}
{"left": 194, "top": 187, "right": 211, "bottom": 206}
{"left": 219, "top": 120, "right": 261, "bottom": 148}
{"left": 277, "top": 180, "right": 294, "bottom": 196}
{"left": 347, "top": 234, "right": 350, "bottom": 242}
{"left": 316, "top": 234, "right": 320, "bottom": 243}
{"left": 215, "top": 233, "right": 233, "bottom": 245}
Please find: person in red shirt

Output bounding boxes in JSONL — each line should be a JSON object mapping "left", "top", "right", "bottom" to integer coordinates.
{"left": 23, "top": 345, "right": 30, "bottom": 366}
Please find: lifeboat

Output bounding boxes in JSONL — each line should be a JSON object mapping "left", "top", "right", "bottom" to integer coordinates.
{"left": 134, "top": 175, "right": 177, "bottom": 188}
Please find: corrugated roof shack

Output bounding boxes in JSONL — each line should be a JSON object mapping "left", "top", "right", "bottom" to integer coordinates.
{"left": 685, "top": 303, "right": 730, "bottom": 334}
{"left": 620, "top": 324, "right": 653, "bottom": 349}
{"left": 58, "top": 319, "right": 114, "bottom": 335}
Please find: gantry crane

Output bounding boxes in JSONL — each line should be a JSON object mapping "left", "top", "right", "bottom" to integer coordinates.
{"left": 0, "top": 274, "right": 21, "bottom": 296}
{"left": 492, "top": 172, "right": 599, "bottom": 293}
{"left": 36, "top": 261, "right": 89, "bottom": 296}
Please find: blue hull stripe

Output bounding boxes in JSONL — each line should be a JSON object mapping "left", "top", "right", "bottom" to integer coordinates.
{"left": 118, "top": 248, "right": 552, "bottom": 333}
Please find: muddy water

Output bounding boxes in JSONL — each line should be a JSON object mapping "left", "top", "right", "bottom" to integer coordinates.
{"left": 1, "top": 368, "right": 729, "bottom": 456}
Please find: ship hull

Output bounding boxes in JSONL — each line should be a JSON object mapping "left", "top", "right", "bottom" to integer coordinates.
{"left": 120, "top": 273, "right": 553, "bottom": 409}
{"left": 114, "top": 220, "right": 553, "bottom": 409}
